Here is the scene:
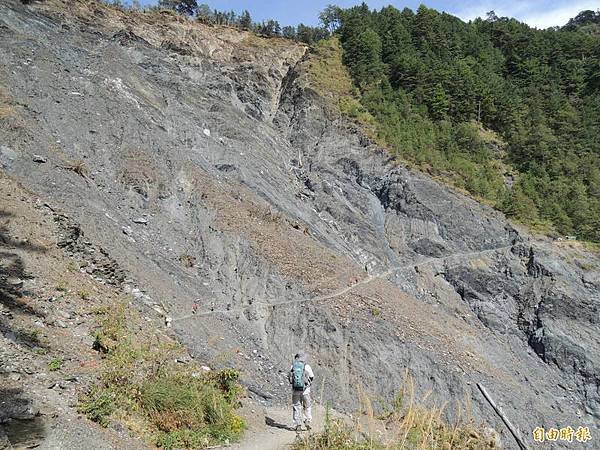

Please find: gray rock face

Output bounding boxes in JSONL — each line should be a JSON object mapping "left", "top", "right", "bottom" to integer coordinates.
{"left": 0, "top": 1, "right": 598, "bottom": 448}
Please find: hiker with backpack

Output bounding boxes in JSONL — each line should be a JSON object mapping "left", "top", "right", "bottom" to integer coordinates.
{"left": 289, "top": 350, "right": 314, "bottom": 431}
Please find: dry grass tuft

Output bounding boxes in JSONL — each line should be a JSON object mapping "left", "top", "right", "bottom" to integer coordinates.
{"left": 119, "top": 150, "right": 169, "bottom": 200}
{"left": 294, "top": 375, "right": 498, "bottom": 450}
{"left": 0, "top": 104, "right": 14, "bottom": 119}
{"left": 179, "top": 254, "right": 196, "bottom": 268}
{"left": 59, "top": 159, "right": 90, "bottom": 179}
{"left": 0, "top": 87, "right": 15, "bottom": 119}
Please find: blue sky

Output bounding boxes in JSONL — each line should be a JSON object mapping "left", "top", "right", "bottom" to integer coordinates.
{"left": 137, "top": 1, "right": 599, "bottom": 28}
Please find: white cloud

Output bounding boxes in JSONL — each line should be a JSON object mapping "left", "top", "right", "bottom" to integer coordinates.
{"left": 451, "top": 1, "right": 526, "bottom": 23}
{"left": 451, "top": 0, "right": 598, "bottom": 28}
{"left": 520, "top": 1, "right": 599, "bottom": 28}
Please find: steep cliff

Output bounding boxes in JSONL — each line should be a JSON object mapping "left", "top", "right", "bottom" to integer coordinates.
{"left": 0, "top": 1, "right": 598, "bottom": 448}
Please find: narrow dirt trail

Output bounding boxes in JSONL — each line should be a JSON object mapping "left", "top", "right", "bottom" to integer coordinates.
{"left": 231, "top": 402, "right": 335, "bottom": 450}
{"left": 173, "top": 244, "right": 515, "bottom": 323}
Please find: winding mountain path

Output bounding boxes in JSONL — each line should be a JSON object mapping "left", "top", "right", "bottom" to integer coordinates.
{"left": 173, "top": 244, "right": 515, "bottom": 323}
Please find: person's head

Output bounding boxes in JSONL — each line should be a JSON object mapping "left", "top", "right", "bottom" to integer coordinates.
{"left": 294, "top": 351, "right": 307, "bottom": 362}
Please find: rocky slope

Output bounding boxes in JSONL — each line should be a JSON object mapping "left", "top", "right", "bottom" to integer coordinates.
{"left": 0, "top": 0, "right": 598, "bottom": 448}
{"left": 0, "top": 172, "right": 150, "bottom": 449}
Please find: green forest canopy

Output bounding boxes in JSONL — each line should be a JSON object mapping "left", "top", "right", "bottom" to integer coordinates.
{"left": 330, "top": 4, "right": 599, "bottom": 242}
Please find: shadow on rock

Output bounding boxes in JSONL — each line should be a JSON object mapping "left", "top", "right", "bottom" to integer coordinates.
{"left": 0, "top": 387, "right": 46, "bottom": 448}
{"left": 0, "top": 210, "right": 46, "bottom": 313}
{"left": 0, "top": 210, "right": 48, "bottom": 349}
{"left": 265, "top": 416, "right": 293, "bottom": 431}
{"left": 0, "top": 212, "right": 47, "bottom": 253}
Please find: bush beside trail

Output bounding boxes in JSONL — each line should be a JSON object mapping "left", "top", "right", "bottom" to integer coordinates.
{"left": 79, "top": 302, "right": 245, "bottom": 449}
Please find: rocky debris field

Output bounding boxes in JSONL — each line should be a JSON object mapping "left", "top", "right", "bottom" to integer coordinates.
{"left": 0, "top": 173, "right": 150, "bottom": 449}
{"left": 0, "top": 0, "right": 598, "bottom": 448}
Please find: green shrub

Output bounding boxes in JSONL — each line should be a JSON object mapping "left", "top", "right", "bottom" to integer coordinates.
{"left": 140, "top": 372, "right": 245, "bottom": 445}
{"left": 20, "top": 328, "right": 41, "bottom": 344}
{"left": 79, "top": 388, "right": 119, "bottom": 427}
{"left": 208, "top": 368, "right": 244, "bottom": 403}
{"left": 154, "top": 429, "right": 210, "bottom": 450}
{"left": 48, "top": 357, "right": 63, "bottom": 371}
{"left": 80, "top": 300, "right": 245, "bottom": 448}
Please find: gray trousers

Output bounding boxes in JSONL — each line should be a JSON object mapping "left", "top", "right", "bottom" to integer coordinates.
{"left": 292, "top": 388, "right": 312, "bottom": 426}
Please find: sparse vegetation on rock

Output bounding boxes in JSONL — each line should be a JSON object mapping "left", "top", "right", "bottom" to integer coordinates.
{"left": 81, "top": 299, "right": 245, "bottom": 449}
{"left": 294, "top": 377, "right": 498, "bottom": 450}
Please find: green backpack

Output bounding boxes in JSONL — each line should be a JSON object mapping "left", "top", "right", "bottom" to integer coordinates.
{"left": 292, "top": 361, "right": 305, "bottom": 390}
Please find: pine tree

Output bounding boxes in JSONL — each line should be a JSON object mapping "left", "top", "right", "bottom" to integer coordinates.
{"left": 196, "top": 4, "right": 212, "bottom": 23}
{"left": 319, "top": 4, "right": 342, "bottom": 33}
{"left": 239, "top": 10, "right": 252, "bottom": 30}
{"left": 344, "top": 28, "right": 385, "bottom": 90}
{"left": 282, "top": 26, "right": 296, "bottom": 40}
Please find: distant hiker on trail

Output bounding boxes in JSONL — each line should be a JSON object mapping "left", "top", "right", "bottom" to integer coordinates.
{"left": 289, "top": 350, "right": 314, "bottom": 431}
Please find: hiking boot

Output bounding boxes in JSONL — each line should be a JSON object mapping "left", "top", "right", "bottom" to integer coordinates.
{"left": 305, "top": 422, "right": 312, "bottom": 431}
{"left": 295, "top": 424, "right": 302, "bottom": 432}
